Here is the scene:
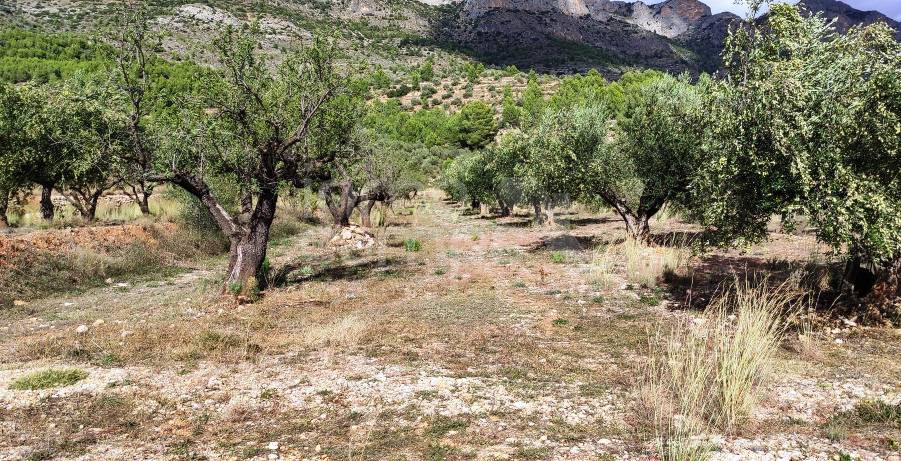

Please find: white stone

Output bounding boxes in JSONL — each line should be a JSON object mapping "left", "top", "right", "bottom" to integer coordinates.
{"left": 267, "top": 441, "right": 279, "bottom": 451}
{"left": 75, "top": 324, "right": 89, "bottom": 334}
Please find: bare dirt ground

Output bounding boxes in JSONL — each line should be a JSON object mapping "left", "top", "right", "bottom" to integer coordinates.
{"left": 0, "top": 192, "right": 899, "bottom": 461}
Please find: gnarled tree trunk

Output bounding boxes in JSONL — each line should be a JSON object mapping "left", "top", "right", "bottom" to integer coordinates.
{"left": 138, "top": 184, "right": 153, "bottom": 215}
{"left": 532, "top": 199, "right": 544, "bottom": 225}
{"left": 65, "top": 188, "right": 105, "bottom": 223}
{"left": 0, "top": 188, "right": 8, "bottom": 229}
{"left": 496, "top": 194, "right": 511, "bottom": 217}
{"left": 125, "top": 182, "right": 154, "bottom": 215}
{"left": 322, "top": 179, "right": 360, "bottom": 227}
{"left": 543, "top": 201, "right": 555, "bottom": 227}
{"left": 360, "top": 199, "right": 377, "bottom": 227}
{"left": 170, "top": 174, "right": 278, "bottom": 296}
{"left": 39, "top": 183, "right": 55, "bottom": 221}
{"left": 846, "top": 255, "right": 901, "bottom": 324}
{"left": 608, "top": 195, "right": 661, "bottom": 244}
{"left": 225, "top": 188, "right": 278, "bottom": 294}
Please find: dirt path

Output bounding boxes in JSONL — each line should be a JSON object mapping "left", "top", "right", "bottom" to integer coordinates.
{"left": 0, "top": 194, "right": 899, "bottom": 460}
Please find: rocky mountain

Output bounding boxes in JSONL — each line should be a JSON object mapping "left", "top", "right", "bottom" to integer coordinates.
{"left": 441, "top": 0, "right": 898, "bottom": 76}
{"left": 439, "top": 0, "right": 739, "bottom": 76}
{"left": 2, "top": 0, "right": 897, "bottom": 78}
{"left": 795, "top": 0, "right": 901, "bottom": 38}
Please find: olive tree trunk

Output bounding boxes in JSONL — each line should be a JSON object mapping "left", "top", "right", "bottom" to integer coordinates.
{"left": 0, "top": 188, "right": 8, "bottom": 229}
{"left": 360, "top": 199, "right": 377, "bottom": 227}
{"left": 495, "top": 194, "right": 511, "bottom": 217}
{"left": 607, "top": 194, "right": 663, "bottom": 244}
{"left": 532, "top": 200, "right": 544, "bottom": 225}
{"left": 39, "top": 183, "right": 55, "bottom": 221}
{"left": 322, "top": 179, "right": 360, "bottom": 227}
{"left": 543, "top": 201, "right": 555, "bottom": 227}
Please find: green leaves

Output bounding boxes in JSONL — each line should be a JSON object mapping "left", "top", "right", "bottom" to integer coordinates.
{"left": 696, "top": 3, "right": 901, "bottom": 264}
{"left": 453, "top": 101, "right": 498, "bottom": 150}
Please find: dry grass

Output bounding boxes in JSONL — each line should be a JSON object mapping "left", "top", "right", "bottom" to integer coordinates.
{"left": 8, "top": 193, "right": 181, "bottom": 228}
{"left": 591, "top": 238, "right": 692, "bottom": 289}
{"left": 638, "top": 279, "right": 795, "bottom": 460}
{"left": 301, "top": 314, "right": 368, "bottom": 348}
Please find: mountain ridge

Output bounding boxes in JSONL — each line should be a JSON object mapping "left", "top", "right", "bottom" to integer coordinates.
{"left": 445, "top": 0, "right": 900, "bottom": 75}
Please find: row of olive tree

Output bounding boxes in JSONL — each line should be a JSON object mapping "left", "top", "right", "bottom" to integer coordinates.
{"left": 440, "top": 4, "right": 900, "bottom": 315}
{"left": 694, "top": 3, "right": 900, "bottom": 312}
{"left": 441, "top": 70, "right": 701, "bottom": 241}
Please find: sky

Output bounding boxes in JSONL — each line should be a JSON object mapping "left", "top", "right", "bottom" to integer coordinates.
{"left": 644, "top": 0, "right": 901, "bottom": 20}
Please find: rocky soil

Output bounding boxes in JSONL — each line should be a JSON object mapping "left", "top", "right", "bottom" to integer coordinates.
{"left": 0, "top": 193, "right": 899, "bottom": 460}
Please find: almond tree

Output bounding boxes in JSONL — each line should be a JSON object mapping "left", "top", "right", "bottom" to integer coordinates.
{"left": 0, "top": 83, "right": 20, "bottom": 228}
{"left": 0, "top": 77, "right": 121, "bottom": 222}
{"left": 108, "top": 6, "right": 157, "bottom": 215}
{"left": 148, "top": 25, "right": 358, "bottom": 295}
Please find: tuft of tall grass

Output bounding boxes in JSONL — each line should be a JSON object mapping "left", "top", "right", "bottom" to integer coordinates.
{"left": 591, "top": 238, "right": 691, "bottom": 289}
{"left": 638, "top": 279, "right": 795, "bottom": 460}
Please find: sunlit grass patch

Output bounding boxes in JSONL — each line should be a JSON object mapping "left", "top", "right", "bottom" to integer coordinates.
{"left": 637, "top": 279, "right": 795, "bottom": 459}
{"left": 9, "top": 368, "right": 88, "bottom": 390}
{"left": 591, "top": 238, "right": 692, "bottom": 289}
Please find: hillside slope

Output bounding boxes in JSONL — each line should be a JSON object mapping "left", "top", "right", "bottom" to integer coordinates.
{"left": 1, "top": 0, "right": 898, "bottom": 77}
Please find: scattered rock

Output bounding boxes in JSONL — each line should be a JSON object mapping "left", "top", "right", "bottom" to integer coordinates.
{"left": 75, "top": 324, "right": 89, "bottom": 334}
{"left": 328, "top": 225, "right": 376, "bottom": 250}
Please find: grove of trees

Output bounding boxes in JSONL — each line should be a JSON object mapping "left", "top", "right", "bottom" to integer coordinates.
{"left": 0, "top": 2, "right": 898, "bottom": 316}
{"left": 439, "top": 5, "right": 900, "bottom": 317}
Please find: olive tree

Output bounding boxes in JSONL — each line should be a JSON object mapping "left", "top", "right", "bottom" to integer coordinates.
{"left": 523, "top": 74, "right": 703, "bottom": 240}
{"left": 147, "top": 26, "right": 358, "bottom": 295}
{"left": 607, "top": 75, "right": 705, "bottom": 240}
{"left": 693, "top": 3, "right": 901, "bottom": 314}
{"left": 356, "top": 137, "right": 423, "bottom": 227}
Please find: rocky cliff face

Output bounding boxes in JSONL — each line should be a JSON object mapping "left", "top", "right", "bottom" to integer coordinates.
{"left": 447, "top": 0, "right": 737, "bottom": 76}
{"left": 446, "top": 0, "right": 898, "bottom": 76}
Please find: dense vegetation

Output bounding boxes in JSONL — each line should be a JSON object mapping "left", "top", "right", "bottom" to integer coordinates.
{"left": 0, "top": 3, "right": 898, "bottom": 319}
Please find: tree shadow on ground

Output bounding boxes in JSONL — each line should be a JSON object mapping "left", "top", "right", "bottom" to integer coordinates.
{"left": 495, "top": 218, "right": 533, "bottom": 228}
{"left": 649, "top": 230, "right": 706, "bottom": 247}
{"left": 530, "top": 234, "right": 606, "bottom": 251}
{"left": 557, "top": 216, "right": 617, "bottom": 227}
{"left": 273, "top": 255, "right": 408, "bottom": 286}
{"left": 663, "top": 253, "right": 846, "bottom": 313}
